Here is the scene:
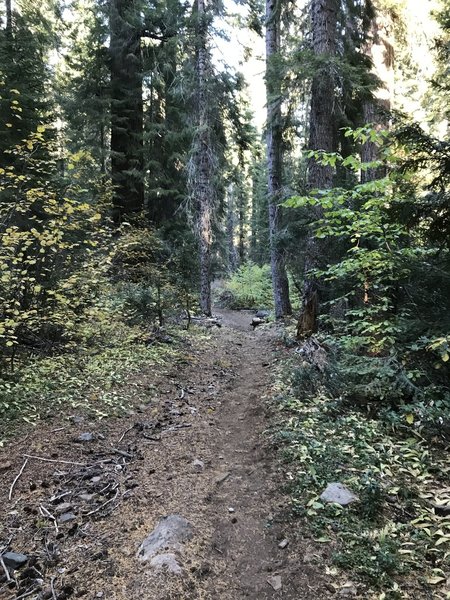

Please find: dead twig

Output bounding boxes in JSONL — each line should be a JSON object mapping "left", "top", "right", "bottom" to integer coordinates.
{"left": 50, "top": 576, "right": 57, "bottom": 600}
{"left": 39, "top": 505, "right": 59, "bottom": 534}
{"left": 112, "top": 448, "right": 133, "bottom": 459}
{"left": 117, "top": 425, "right": 135, "bottom": 444}
{"left": 23, "top": 455, "right": 86, "bottom": 466}
{"left": 14, "top": 588, "right": 38, "bottom": 600}
{"left": 9, "top": 458, "right": 29, "bottom": 500}
{"left": 86, "top": 485, "right": 119, "bottom": 517}
{"left": 0, "top": 557, "right": 11, "bottom": 582}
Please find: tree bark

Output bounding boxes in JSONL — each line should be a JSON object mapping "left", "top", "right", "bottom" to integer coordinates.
{"left": 297, "top": 0, "right": 338, "bottom": 337}
{"left": 361, "top": 3, "right": 393, "bottom": 182}
{"left": 226, "top": 184, "right": 238, "bottom": 272}
{"left": 5, "top": 0, "right": 12, "bottom": 34}
{"left": 109, "top": 0, "right": 144, "bottom": 224}
{"left": 266, "top": 0, "right": 291, "bottom": 318}
{"left": 194, "top": 0, "right": 214, "bottom": 316}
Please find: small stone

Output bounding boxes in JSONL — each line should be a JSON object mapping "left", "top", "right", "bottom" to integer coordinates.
{"left": 228, "top": 507, "right": 235, "bottom": 513}
{"left": 320, "top": 483, "right": 359, "bottom": 506}
{"left": 79, "top": 494, "right": 95, "bottom": 502}
{"left": 192, "top": 459, "right": 204, "bottom": 472}
{"left": 0, "top": 461, "right": 12, "bottom": 472}
{"left": 75, "top": 432, "right": 95, "bottom": 443}
{"left": 70, "top": 416, "right": 84, "bottom": 424}
{"left": 2, "top": 552, "right": 28, "bottom": 570}
{"left": 96, "top": 593, "right": 104, "bottom": 598}
{"left": 91, "top": 476, "right": 102, "bottom": 483}
{"left": 54, "top": 503, "right": 73, "bottom": 514}
{"left": 267, "top": 575, "right": 282, "bottom": 591}
{"left": 278, "top": 539, "right": 289, "bottom": 549}
{"left": 58, "top": 512, "right": 76, "bottom": 523}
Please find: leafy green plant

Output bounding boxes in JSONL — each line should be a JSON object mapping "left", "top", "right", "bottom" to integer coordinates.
{"left": 217, "top": 262, "right": 274, "bottom": 309}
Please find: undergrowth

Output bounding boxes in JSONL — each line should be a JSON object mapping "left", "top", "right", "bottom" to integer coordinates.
{"left": 0, "top": 296, "right": 198, "bottom": 445}
{"left": 273, "top": 337, "right": 450, "bottom": 599}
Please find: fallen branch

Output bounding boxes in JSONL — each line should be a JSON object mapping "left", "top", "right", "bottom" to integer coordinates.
{"left": 15, "top": 588, "right": 39, "bottom": 600}
{"left": 117, "top": 425, "right": 135, "bottom": 444}
{"left": 39, "top": 505, "right": 59, "bottom": 534}
{"left": 0, "top": 557, "right": 11, "bottom": 582}
{"left": 112, "top": 448, "right": 133, "bottom": 459}
{"left": 50, "top": 576, "right": 57, "bottom": 600}
{"left": 86, "top": 486, "right": 120, "bottom": 517}
{"left": 9, "top": 458, "right": 29, "bottom": 500}
{"left": 23, "top": 455, "right": 86, "bottom": 466}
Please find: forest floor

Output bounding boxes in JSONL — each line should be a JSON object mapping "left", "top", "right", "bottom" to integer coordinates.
{"left": 0, "top": 309, "right": 334, "bottom": 600}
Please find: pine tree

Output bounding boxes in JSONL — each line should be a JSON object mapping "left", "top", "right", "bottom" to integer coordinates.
{"left": 297, "top": 0, "right": 339, "bottom": 336}
{"left": 189, "top": 0, "right": 216, "bottom": 316}
{"left": 109, "top": 0, "right": 144, "bottom": 223}
{"left": 266, "top": 0, "right": 291, "bottom": 318}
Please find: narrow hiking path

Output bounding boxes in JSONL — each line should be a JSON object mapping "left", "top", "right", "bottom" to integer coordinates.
{"left": 0, "top": 310, "right": 331, "bottom": 600}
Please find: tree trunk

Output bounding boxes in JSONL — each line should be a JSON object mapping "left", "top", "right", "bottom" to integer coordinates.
{"left": 109, "top": 0, "right": 144, "bottom": 224}
{"left": 361, "top": 4, "right": 393, "bottom": 182}
{"left": 266, "top": 0, "right": 291, "bottom": 318}
{"left": 194, "top": 0, "right": 214, "bottom": 316}
{"left": 5, "top": 0, "right": 12, "bottom": 33}
{"left": 297, "top": 0, "right": 338, "bottom": 337}
{"left": 226, "top": 184, "right": 238, "bottom": 272}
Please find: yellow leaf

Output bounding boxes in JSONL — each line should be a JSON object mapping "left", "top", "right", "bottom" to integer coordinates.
{"left": 426, "top": 576, "right": 446, "bottom": 585}
{"left": 442, "top": 352, "right": 449, "bottom": 362}
{"left": 5, "top": 123, "right": 12, "bottom": 128}
{"left": 37, "top": 125, "right": 46, "bottom": 133}
{"left": 406, "top": 413, "right": 414, "bottom": 424}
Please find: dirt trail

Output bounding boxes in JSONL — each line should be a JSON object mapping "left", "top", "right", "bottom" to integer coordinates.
{"left": 0, "top": 310, "right": 330, "bottom": 600}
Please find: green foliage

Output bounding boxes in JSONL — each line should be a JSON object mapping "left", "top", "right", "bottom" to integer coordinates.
{"left": 112, "top": 220, "right": 198, "bottom": 324}
{"left": 217, "top": 262, "right": 274, "bottom": 309}
{"left": 0, "top": 125, "right": 109, "bottom": 365}
{"left": 0, "top": 312, "right": 182, "bottom": 439}
{"left": 274, "top": 355, "right": 450, "bottom": 597}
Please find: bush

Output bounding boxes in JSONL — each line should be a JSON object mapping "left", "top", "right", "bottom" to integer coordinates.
{"left": 217, "top": 262, "right": 274, "bottom": 309}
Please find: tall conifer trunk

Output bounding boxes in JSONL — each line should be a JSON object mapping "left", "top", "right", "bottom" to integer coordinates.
{"left": 193, "top": 0, "right": 213, "bottom": 316}
{"left": 266, "top": 0, "right": 291, "bottom": 318}
{"left": 361, "top": 4, "right": 393, "bottom": 182}
{"left": 109, "top": 0, "right": 144, "bottom": 224}
{"left": 297, "top": 0, "right": 338, "bottom": 337}
{"left": 5, "top": 0, "right": 12, "bottom": 33}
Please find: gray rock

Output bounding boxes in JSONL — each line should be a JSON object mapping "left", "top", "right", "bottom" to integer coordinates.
{"left": 137, "top": 515, "right": 192, "bottom": 563}
{"left": 70, "top": 416, "right": 84, "bottom": 424}
{"left": 192, "top": 459, "right": 204, "bottom": 472}
{"left": 58, "top": 512, "right": 76, "bottom": 523}
{"left": 278, "top": 539, "right": 289, "bottom": 549}
{"left": 150, "top": 553, "right": 183, "bottom": 575}
{"left": 2, "top": 552, "right": 28, "bottom": 570}
{"left": 267, "top": 575, "right": 282, "bottom": 591}
{"left": 320, "top": 483, "right": 359, "bottom": 506}
{"left": 75, "top": 432, "right": 95, "bottom": 443}
{"left": 256, "top": 310, "right": 270, "bottom": 319}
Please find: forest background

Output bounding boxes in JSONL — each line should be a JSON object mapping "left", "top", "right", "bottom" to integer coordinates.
{"left": 0, "top": 0, "right": 449, "bottom": 596}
